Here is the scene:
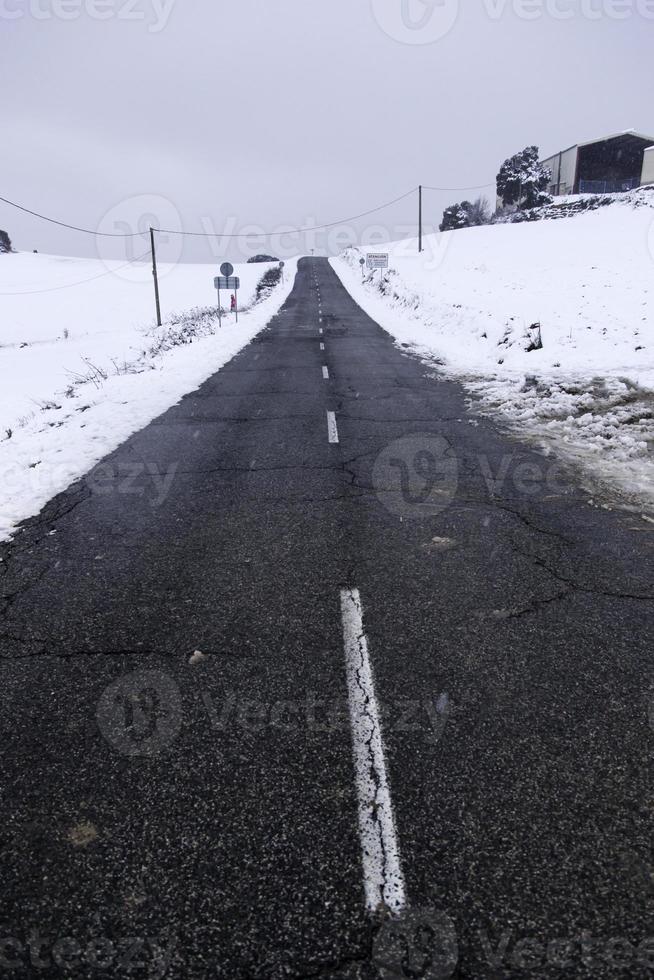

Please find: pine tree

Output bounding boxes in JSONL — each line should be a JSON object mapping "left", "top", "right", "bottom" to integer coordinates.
{"left": 496, "top": 147, "right": 552, "bottom": 210}
{"left": 0, "top": 230, "right": 12, "bottom": 254}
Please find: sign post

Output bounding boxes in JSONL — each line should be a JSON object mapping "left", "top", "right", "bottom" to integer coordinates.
{"left": 214, "top": 276, "right": 241, "bottom": 319}
{"left": 214, "top": 263, "right": 239, "bottom": 327}
{"left": 359, "top": 257, "right": 365, "bottom": 280}
{"left": 366, "top": 252, "right": 389, "bottom": 281}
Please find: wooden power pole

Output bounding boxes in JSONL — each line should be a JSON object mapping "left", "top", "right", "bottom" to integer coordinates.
{"left": 418, "top": 185, "right": 423, "bottom": 253}
{"left": 150, "top": 226, "right": 162, "bottom": 327}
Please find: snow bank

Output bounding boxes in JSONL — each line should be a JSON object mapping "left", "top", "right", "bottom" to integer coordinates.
{"left": 0, "top": 253, "right": 297, "bottom": 541}
{"left": 331, "top": 191, "right": 654, "bottom": 514}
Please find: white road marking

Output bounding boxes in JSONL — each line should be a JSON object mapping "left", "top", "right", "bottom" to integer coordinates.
{"left": 319, "top": 328, "right": 323, "bottom": 335}
{"left": 340, "top": 588, "right": 406, "bottom": 914}
{"left": 327, "top": 411, "right": 339, "bottom": 444}
{"left": 322, "top": 365, "right": 329, "bottom": 380}
{"left": 320, "top": 342, "right": 325, "bottom": 351}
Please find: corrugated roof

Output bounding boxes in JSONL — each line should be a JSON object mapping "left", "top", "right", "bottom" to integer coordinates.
{"left": 577, "top": 129, "right": 654, "bottom": 148}
{"left": 543, "top": 130, "right": 654, "bottom": 162}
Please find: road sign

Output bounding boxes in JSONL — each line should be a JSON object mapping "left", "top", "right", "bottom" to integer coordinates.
{"left": 366, "top": 252, "right": 389, "bottom": 270}
{"left": 359, "top": 257, "right": 365, "bottom": 265}
{"left": 279, "top": 261, "right": 285, "bottom": 268}
{"left": 220, "top": 262, "right": 234, "bottom": 278}
{"left": 214, "top": 276, "right": 240, "bottom": 290}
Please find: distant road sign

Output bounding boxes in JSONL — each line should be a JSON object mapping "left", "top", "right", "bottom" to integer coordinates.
{"left": 279, "top": 261, "right": 285, "bottom": 268}
{"left": 214, "top": 276, "right": 240, "bottom": 290}
{"left": 366, "top": 252, "right": 389, "bottom": 270}
{"left": 220, "top": 262, "right": 234, "bottom": 278}
{"left": 359, "top": 257, "right": 365, "bottom": 266}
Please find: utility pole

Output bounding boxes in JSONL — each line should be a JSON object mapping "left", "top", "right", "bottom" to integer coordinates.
{"left": 418, "top": 185, "right": 423, "bottom": 253}
{"left": 150, "top": 226, "right": 162, "bottom": 327}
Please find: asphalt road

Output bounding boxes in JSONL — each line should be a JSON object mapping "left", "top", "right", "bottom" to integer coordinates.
{"left": 0, "top": 257, "right": 653, "bottom": 979}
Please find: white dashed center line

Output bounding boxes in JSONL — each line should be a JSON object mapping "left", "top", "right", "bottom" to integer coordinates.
{"left": 320, "top": 342, "right": 325, "bottom": 351}
{"left": 327, "top": 411, "right": 339, "bottom": 444}
{"left": 322, "top": 365, "right": 329, "bottom": 380}
{"left": 340, "top": 588, "right": 406, "bottom": 914}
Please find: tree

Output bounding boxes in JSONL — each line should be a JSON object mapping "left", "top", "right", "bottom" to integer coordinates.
{"left": 465, "top": 196, "right": 491, "bottom": 226}
{"left": 440, "top": 202, "right": 472, "bottom": 232}
{"left": 496, "top": 146, "right": 552, "bottom": 210}
{"left": 0, "top": 230, "right": 12, "bottom": 254}
{"left": 440, "top": 196, "right": 491, "bottom": 232}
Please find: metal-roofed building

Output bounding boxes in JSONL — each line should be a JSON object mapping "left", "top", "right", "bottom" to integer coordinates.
{"left": 542, "top": 130, "right": 654, "bottom": 196}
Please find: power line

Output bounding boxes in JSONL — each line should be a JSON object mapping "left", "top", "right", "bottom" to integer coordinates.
{"left": 422, "top": 182, "right": 495, "bottom": 192}
{"left": 1, "top": 187, "right": 418, "bottom": 242}
{"left": 157, "top": 187, "right": 419, "bottom": 237}
{"left": 0, "top": 183, "right": 500, "bottom": 246}
{"left": 0, "top": 248, "right": 152, "bottom": 295}
{"left": 0, "top": 195, "right": 147, "bottom": 237}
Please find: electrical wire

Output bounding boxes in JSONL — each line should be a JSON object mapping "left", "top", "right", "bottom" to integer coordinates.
{"left": 1, "top": 187, "right": 418, "bottom": 243}
{"left": 0, "top": 195, "right": 150, "bottom": 237}
{"left": 0, "top": 249, "right": 152, "bottom": 296}
{"left": 422, "top": 182, "right": 495, "bottom": 192}
{"left": 156, "top": 187, "right": 419, "bottom": 237}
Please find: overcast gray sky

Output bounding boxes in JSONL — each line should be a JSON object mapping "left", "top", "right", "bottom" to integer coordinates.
{"left": 2, "top": 0, "right": 653, "bottom": 263}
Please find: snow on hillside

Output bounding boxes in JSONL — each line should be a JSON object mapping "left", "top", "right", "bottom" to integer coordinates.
{"left": 332, "top": 191, "right": 654, "bottom": 516}
{"left": 0, "top": 252, "right": 297, "bottom": 541}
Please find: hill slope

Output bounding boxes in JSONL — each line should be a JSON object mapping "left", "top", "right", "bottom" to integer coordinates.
{"left": 332, "top": 190, "right": 654, "bottom": 515}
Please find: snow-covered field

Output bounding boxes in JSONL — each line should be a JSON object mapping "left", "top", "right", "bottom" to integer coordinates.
{"left": 0, "top": 252, "right": 297, "bottom": 541}
{"left": 332, "top": 189, "right": 654, "bottom": 516}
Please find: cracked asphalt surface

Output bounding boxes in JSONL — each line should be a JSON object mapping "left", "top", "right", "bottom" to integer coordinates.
{"left": 0, "top": 257, "right": 653, "bottom": 978}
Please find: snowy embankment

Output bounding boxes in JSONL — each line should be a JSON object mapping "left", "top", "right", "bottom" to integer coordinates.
{"left": 332, "top": 189, "right": 654, "bottom": 516}
{"left": 0, "top": 252, "right": 297, "bottom": 541}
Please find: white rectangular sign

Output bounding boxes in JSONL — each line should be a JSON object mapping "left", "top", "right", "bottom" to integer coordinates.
{"left": 214, "top": 276, "right": 240, "bottom": 290}
{"left": 366, "top": 253, "right": 389, "bottom": 270}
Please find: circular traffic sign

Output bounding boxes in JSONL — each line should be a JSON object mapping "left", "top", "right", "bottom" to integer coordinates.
{"left": 220, "top": 262, "right": 234, "bottom": 278}
{"left": 359, "top": 257, "right": 365, "bottom": 266}
{"left": 279, "top": 261, "right": 285, "bottom": 268}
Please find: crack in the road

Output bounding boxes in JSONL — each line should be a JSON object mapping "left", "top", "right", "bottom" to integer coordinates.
{"left": 493, "top": 501, "right": 577, "bottom": 547}
{"left": 498, "top": 541, "right": 654, "bottom": 621}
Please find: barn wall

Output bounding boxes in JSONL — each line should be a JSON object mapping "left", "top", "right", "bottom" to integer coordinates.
{"left": 642, "top": 147, "right": 654, "bottom": 186}
{"left": 542, "top": 147, "right": 578, "bottom": 196}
